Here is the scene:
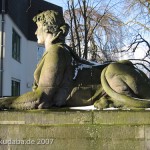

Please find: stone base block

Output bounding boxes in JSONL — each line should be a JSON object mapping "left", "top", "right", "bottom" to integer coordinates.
{"left": 0, "top": 110, "right": 150, "bottom": 150}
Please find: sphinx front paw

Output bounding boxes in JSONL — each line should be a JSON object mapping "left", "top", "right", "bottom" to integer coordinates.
{"left": 94, "top": 96, "right": 113, "bottom": 110}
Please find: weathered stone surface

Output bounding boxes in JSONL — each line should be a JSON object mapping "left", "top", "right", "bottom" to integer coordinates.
{"left": 0, "top": 110, "right": 92, "bottom": 125}
{"left": 93, "top": 110, "right": 150, "bottom": 125}
{"left": 0, "top": 110, "right": 150, "bottom": 149}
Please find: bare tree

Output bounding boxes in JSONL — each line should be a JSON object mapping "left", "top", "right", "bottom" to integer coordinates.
{"left": 64, "top": 0, "right": 123, "bottom": 62}
{"left": 115, "top": 0, "right": 150, "bottom": 76}
{"left": 122, "top": 0, "right": 150, "bottom": 32}
{"left": 118, "top": 33, "right": 150, "bottom": 77}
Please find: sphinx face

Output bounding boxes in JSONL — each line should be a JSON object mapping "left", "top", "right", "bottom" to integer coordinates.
{"left": 35, "top": 22, "right": 54, "bottom": 46}
{"left": 35, "top": 22, "right": 45, "bottom": 45}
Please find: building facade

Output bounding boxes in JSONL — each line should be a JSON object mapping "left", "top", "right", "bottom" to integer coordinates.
{"left": 0, "top": 0, "right": 62, "bottom": 97}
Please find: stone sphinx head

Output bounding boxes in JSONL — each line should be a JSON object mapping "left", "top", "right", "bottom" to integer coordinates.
{"left": 33, "top": 10, "right": 69, "bottom": 44}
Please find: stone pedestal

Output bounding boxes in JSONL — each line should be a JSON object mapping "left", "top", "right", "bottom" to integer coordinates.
{"left": 0, "top": 109, "right": 150, "bottom": 150}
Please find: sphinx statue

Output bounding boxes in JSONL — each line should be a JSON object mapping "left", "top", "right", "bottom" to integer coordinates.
{"left": 0, "top": 10, "right": 150, "bottom": 110}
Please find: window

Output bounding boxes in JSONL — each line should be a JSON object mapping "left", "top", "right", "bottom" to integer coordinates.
{"left": 12, "top": 29, "right": 21, "bottom": 62}
{"left": 11, "top": 79, "right": 20, "bottom": 96}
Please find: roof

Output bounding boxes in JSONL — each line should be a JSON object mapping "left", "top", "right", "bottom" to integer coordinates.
{"left": 0, "top": 0, "right": 63, "bottom": 41}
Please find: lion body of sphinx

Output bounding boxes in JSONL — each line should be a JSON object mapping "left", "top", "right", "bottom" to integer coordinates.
{"left": 1, "top": 60, "right": 150, "bottom": 110}
{"left": 66, "top": 64, "right": 108, "bottom": 106}
{"left": 67, "top": 60, "right": 150, "bottom": 109}
{"left": 99, "top": 61, "right": 150, "bottom": 109}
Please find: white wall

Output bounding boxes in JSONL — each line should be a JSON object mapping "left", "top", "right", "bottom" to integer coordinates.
{"left": 2, "top": 15, "right": 37, "bottom": 96}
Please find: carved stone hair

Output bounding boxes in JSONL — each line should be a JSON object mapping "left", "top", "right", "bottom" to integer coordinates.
{"left": 33, "top": 10, "right": 69, "bottom": 39}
